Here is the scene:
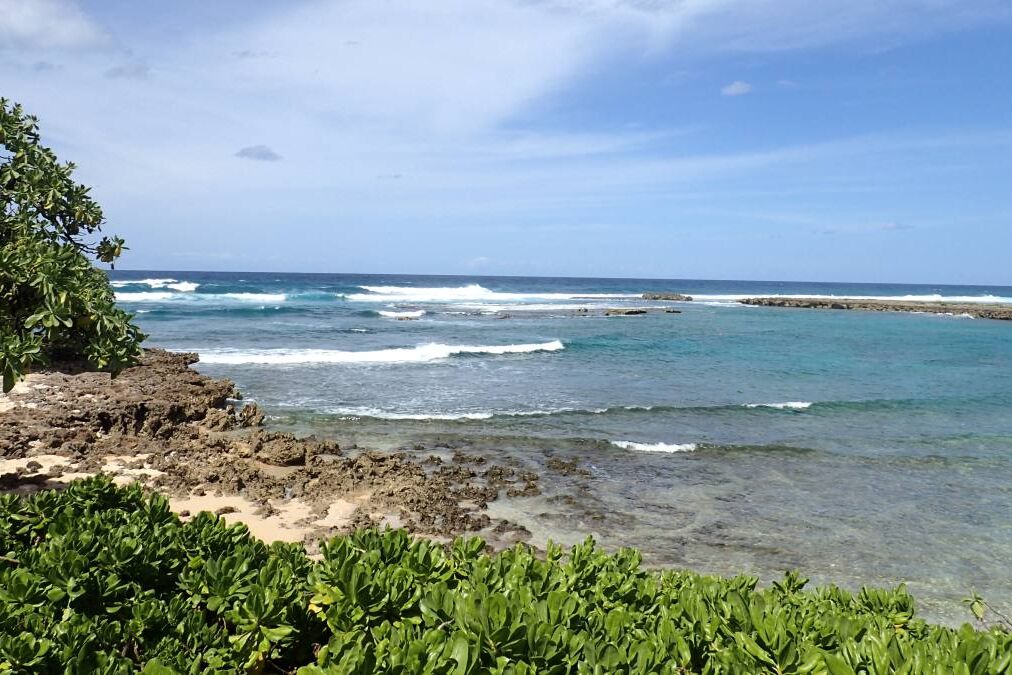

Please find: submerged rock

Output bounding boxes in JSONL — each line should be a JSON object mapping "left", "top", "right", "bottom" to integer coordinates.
{"left": 605, "top": 308, "right": 648, "bottom": 316}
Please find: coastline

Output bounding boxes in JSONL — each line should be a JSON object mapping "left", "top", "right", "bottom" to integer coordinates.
{"left": 738, "top": 296, "right": 1012, "bottom": 320}
{"left": 0, "top": 349, "right": 537, "bottom": 549}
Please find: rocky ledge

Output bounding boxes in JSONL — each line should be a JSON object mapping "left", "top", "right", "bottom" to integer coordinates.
{"left": 740, "top": 297, "right": 1012, "bottom": 321}
{"left": 642, "top": 292, "right": 694, "bottom": 301}
{"left": 0, "top": 349, "right": 537, "bottom": 548}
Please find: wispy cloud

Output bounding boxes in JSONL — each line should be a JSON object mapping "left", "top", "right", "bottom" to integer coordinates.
{"left": 235, "top": 145, "right": 283, "bottom": 162}
{"left": 721, "top": 80, "right": 752, "bottom": 96}
{"left": 0, "top": 0, "right": 106, "bottom": 50}
{"left": 105, "top": 63, "right": 150, "bottom": 80}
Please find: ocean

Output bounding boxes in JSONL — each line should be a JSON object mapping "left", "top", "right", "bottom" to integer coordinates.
{"left": 110, "top": 271, "right": 1012, "bottom": 623}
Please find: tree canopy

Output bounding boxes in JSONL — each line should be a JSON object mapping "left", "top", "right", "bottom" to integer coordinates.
{"left": 0, "top": 99, "right": 144, "bottom": 392}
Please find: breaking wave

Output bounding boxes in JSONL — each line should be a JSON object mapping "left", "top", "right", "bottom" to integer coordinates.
{"left": 743, "top": 401, "right": 813, "bottom": 410}
{"left": 348, "top": 284, "right": 639, "bottom": 304}
{"left": 196, "top": 340, "right": 565, "bottom": 365}
{"left": 116, "top": 292, "right": 286, "bottom": 303}
{"left": 110, "top": 278, "right": 199, "bottom": 292}
{"left": 612, "top": 441, "right": 698, "bottom": 453}
{"left": 378, "top": 310, "right": 427, "bottom": 319}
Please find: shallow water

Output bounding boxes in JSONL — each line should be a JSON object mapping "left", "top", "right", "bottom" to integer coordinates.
{"left": 113, "top": 271, "right": 1012, "bottom": 623}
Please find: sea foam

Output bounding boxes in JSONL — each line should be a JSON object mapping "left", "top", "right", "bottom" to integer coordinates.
{"left": 612, "top": 441, "right": 698, "bottom": 453}
{"left": 378, "top": 310, "right": 426, "bottom": 319}
{"left": 115, "top": 292, "right": 286, "bottom": 303}
{"left": 111, "top": 278, "right": 199, "bottom": 292}
{"left": 744, "top": 401, "right": 813, "bottom": 410}
{"left": 349, "top": 284, "right": 639, "bottom": 304}
{"left": 197, "top": 340, "right": 565, "bottom": 365}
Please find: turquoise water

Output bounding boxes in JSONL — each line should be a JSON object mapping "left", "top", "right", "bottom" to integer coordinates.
{"left": 111, "top": 271, "right": 1012, "bottom": 622}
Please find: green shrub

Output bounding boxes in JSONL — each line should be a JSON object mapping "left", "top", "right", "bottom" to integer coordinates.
{"left": 0, "top": 99, "right": 144, "bottom": 392}
{"left": 0, "top": 477, "right": 1008, "bottom": 673}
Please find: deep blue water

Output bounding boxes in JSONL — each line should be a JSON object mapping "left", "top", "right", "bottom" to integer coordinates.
{"left": 110, "top": 271, "right": 1012, "bottom": 622}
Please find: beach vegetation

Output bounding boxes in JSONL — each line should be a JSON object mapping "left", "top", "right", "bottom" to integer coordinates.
{"left": 0, "top": 476, "right": 1008, "bottom": 673}
{"left": 0, "top": 99, "right": 144, "bottom": 393}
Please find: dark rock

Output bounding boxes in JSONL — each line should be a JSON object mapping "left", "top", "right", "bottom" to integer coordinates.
{"left": 642, "top": 293, "right": 693, "bottom": 301}
{"left": 739, "top": 297, "right": 1012, "bottom": 321}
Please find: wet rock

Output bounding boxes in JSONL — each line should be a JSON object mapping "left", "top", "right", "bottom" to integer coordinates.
{"left": 739, "top": 297, "right": 1012, "bottom": 320}
{"left": 546, "top": 457, "right": 590, "bottom": 477}
{"left": 642, "top": 293, "right": 693, "bottom": 301}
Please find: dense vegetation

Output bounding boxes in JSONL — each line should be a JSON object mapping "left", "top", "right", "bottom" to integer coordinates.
{"left": 0, "top": 99, "right": 144, "bottom": 393}
{"left": 0, "top": 477, "right": 1008, "bottom": 673}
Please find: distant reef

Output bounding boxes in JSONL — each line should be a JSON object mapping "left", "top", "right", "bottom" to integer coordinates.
{"left": 740, "top": 297, "right": 1012, "bottom": 321}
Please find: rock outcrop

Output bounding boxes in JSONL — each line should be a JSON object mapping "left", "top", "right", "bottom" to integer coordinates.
{"left": 739, "top": 297, "right": 1012, "bottom": 321}
{"left": 0, "top": 349, "right": 538, "bottom": 543}
{"left": 642, "top": 293, "right": 693, "bottom": 301}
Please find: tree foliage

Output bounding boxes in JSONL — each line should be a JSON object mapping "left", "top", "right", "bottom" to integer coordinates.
{"left": 0, "top": 99, "right": 144, "bottom": 392}
{"left": 0, "top": 476, "right": 1009, "bottom": 673}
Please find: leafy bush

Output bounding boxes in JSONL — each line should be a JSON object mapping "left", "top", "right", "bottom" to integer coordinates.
{"left": 0, "top": 99, "right": 144, "bottom": 392}
{"left": 0, "top": 477, "right": 1008, "bottom": 673}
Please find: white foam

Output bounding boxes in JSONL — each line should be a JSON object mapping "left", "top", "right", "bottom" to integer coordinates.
{"left": 744, "top": 401, "right": 813, "bottom": 410}
{"left": 349, "top": 284, "right": 639, "bottom": 304}
{"left": 694, "top": 293, "right": 1012, "bottom": 304}
{"left": 115, "top": 292, "right": 176, "bottom": 302}
{"left": 110, "top": 278, "right": 199, "bottom": 292}
{"left": 327, "top": 407, "right": 494, "bottom": 420}
{"left": 457, "top": 303, "right": 667, "bottom": 313}
{"left": 612, "top": 441, "right": 697, "bottom": 453}
{"left": 378, "top": 310, "right": 426, "bottom": 319}
{"left": 197, "top": 340, "right": 565, "bottom": 365}
{"left": 115, "top": 291, "right": 286, "bottom": 303}
{"left": 324, "top": 405, "right": 608, "bottom": 420}
{"left": 221, "top": 293, "right": 287, "bottom": 302}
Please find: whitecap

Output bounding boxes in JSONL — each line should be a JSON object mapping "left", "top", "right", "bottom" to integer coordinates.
{"left": 110, "top": 278, "right": 199, "bottom": 292}
{"left": 349, "top": 284, "right": 639, "bottom": 304}
{"left": 744, "top": 401, "right": 813, "bottom": 410}
{"left": 378, "top": 310, "right": 426, "bottom": 319}
{"left": 326, "top": 407, "right": 494, "bottom": 420}
{"left": 323, "top": 405, "right": 609, "bottom": 420}
{"left": 220, "top": 293, "right": 287, "bottom": 302}
{"left": 196, "top": 340, "right": 565, "bottom": 365}
{"left": 115, "top": 291, "right": 177, "bottom": 302}
{"left": 612, "top": 441, "right": 697, "bottom": 453}
{"left": 116, "top": 291, "right": 285, "bottom": 303}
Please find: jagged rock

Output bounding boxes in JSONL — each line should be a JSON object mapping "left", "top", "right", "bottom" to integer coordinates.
{"left": 237, "top": 403, "right": 265, "bottom": 427}
{"left": 0, "top": 348, "right": 538, "bottom": 541}
{"left": 605, "top": 308, "right": 648, "bottom": 316}
{"left": 642, "top": 293, "right": 693, "bottom": 301}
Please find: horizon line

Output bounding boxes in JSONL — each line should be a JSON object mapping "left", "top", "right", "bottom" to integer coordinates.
{"left": 106, "top": 268, "right": 1012, "bottom": 289}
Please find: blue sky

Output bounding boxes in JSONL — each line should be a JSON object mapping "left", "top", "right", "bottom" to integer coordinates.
{"left": 2, "top": 0, "right": 1011, "bottom": 283}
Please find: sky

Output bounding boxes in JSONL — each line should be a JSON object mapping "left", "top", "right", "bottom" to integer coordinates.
{"left": 2, "top": 0, "right": 1011, "bottom": 283}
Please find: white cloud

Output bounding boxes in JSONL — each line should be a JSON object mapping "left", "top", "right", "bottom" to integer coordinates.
{"left": 721, "top": 80, "right": 753, "bottom": 96}
{"left": 0, "top": 0, "right": 1007, "bottom": 275}
{"left": 0, "top": 0, "right": 106, "bottom": 50}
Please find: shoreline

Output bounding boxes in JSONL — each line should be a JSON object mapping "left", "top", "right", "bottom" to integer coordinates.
{"left": 0, "top": 349, "right": 538, "bottom": 549}
{"left": 738, "top": 296, "right": 1012, "bottom": 320}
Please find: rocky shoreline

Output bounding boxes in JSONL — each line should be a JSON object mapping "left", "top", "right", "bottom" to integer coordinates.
{"left": 0, "top": 349, "right": 538, "bottom": 549}
{"left": 739, "top": 297, "right": 1012, "bottom": 320}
